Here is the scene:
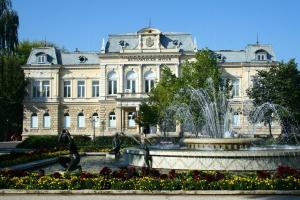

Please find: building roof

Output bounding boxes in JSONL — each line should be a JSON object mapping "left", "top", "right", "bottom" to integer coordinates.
{"left": 61, "top": 51, "right": 99, "bottom": 65}
{"left": 215, "top": 43, "right": 276, "bottom": 63}
{"left": 26, "top": 47, "right": 99, "bottom": 66}
{"left": 105, "top": 27, "right": 195, "bottom": 53}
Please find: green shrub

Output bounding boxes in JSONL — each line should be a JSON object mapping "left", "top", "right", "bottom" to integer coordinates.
{"left": 17, "top": 135, "right": 139, "bottom": 150}
{"left": 17, "top": 135, "right": 59, "bottom": 149}
{"left": 94, "top": 136, "right": 139, "bottom": 148}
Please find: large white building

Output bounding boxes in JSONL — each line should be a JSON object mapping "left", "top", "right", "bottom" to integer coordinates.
{"left": 22, "top": 27, "right": 278, "bottom": 137}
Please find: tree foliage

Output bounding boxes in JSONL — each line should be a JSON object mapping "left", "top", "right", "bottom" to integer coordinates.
{"left": 0, "top": 0, "right": 18, "bottom": 55}
{"left": 143, "top": 49, "right": 222, "bottom": 131}
{"left": 247, "top": 59, "right": 300, "bottom": 136}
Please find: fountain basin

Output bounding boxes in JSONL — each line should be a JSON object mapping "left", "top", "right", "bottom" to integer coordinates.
{"left": 125, "top": 147, "right": 300, "bottom": 171}
{"left": 182, "top": 138, "right": 263, "bottom": 150}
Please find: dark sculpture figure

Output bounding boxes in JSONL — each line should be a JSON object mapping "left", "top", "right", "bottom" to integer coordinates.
{"left": 58, "top": 129, "right": 81, "bottom": 172}
{"left": 144, "top": 145, "right": 152, "bottom": 169}
{"left": 109, "top": 132, "right": 122, "bottom": 156}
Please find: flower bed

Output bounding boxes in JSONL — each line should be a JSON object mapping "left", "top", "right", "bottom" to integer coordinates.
{"left": 1, "top": 165, "right": 300, "bottom": 190}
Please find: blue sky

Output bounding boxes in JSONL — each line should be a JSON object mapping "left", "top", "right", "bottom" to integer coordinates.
{"left": 13, "top": 0, "right": 300, "bottom": 63}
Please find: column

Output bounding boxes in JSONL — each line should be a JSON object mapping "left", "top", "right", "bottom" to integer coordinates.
{"left": 175, "top": 64, "right": 179, "bottom": 77}
{"left": 119, "top": 64, "right": 124, "bottom": 93}
{"left": 116, "top": 106, "right": 122, "bottom": 132}
{"left": 139, "top": 64, "right": 143, "bottom": 93}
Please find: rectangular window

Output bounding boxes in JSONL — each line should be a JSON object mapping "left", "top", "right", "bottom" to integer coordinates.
{"left": 43, "top": 115, "right": 51, "bottom": 128}
{"left": 92, "top": 80, "right": 100, "bottom": 97}
{"left": 77, "top": 80, "right": 85, "bottom": 98}
{"left": 93, "top": 116, "right": 100, "bottom": 128}
{"left": 64, "top": 81, "right": 71, "bottom": 98}
{"left": 64, "top": 116, "right": 71, "bottom": 128}
{"left": 232, "top": 79, "right": 240, "bottom": 97}
{"left": 38, "top": 55, "right": 46, "bottom": 64}
{"left": 113, "top": 80, "right": 117, "bottom": 94}
{"left": 108, "top": 80, "right": 117, "bottom": 95}
{"left": 33, "top": 81, "right": 40, "bottom": 97}
{"left": 132, "top": 80, "right": 136, "bottom": 93}
{"left": 232, "top": 113, "right": 240, "bottom": 126}
{"left": 126, "top": 80, "right": 136, "bottom": 93}
{"left": 145, "top": 80, "right": 154, "bottom": 93}
{"left": 42, "top": 81, "right": 50, "bottom": 97}
{"left": 78, "top": 115, "right": 85, "bottom": 128}
{"left": 31, "top": 116, "right": 38, "bottom": 128}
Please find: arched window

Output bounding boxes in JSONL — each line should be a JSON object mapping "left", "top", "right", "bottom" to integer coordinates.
{"left": 144, "top": 71, "right": 155, "bottom": 93}
{"left": 255, "top": 49, "right": 268, "bottom": 61}
{"left": 37, "top": 54, "right": 47, "bottom": 64}
{"left": 78, "top": 112, "right": 85, "bottom": 128}
{"left": 108, "top": 71, "right": 117, "bottom": 95}
{"left": 128, "top": 112, "right": 136, "bottom": 127}
{"left": 64, "top": 113, "right": 71, "bottom": 128}
{"left": 109, "top": 112, "right": 116, "bottom": 128}
{"left": 43, "top": 113, "right": 51, "bottom": 128}
{"left": 126, "top": 71, "right": 137, "bottom": 93}
{"left": 92, "top": 113, "right": 100, "bottom": 128}
{"left": 31, "top": 113, "right": 38, "bottom": 128}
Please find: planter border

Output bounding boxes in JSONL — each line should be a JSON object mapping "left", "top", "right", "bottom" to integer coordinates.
{"left": 1, "top": 189, "right": 300, "bottom": 195}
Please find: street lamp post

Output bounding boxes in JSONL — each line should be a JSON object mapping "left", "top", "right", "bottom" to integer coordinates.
{"left": 90, "top": 116, "right": 99, "bottom": 143}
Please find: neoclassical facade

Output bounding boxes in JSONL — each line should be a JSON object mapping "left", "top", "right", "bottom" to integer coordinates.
{"left": 22, "top": 27, "right": 278, "bottom": 137}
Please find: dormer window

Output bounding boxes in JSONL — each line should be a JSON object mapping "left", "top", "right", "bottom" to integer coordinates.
{"left": 255, "top": 49, "right": 268, "bottom": 61}
{"left": 37, "top": 54, "right": 47, "bottom": 64}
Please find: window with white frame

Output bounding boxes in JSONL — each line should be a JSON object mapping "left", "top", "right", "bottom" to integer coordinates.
{"left": 63, "top": 81, "right": 71, "bottom": 98}
{"left": 31, "top": 113, "right": 38, "bottom": 128}
{"left": 64, "top": 113, "right": 71, "bottom": 128}
{"left": 255, "top": 49, "right": 268, "bottom": 61}
{"left": 109, "top": 112, "right": 116, "bottom": 128}
{"left": 231, "top": 79, "right": 240, "bottom": 97}
{"left": 42, "top": 81, "right": 50, "bottom": 97}
{"left": 128, "top": 112, "right": 136, "bottom": 127}
{"left": 92, "top": 113, "right": 100, "bottom": 128}
{"left": 77, "top": 80, "right": 85, "bottom": 98}
{"left": 43, "top": 113, "right": 50, "bottom": 128}
{"left": 144, "top": 71, "right": 155, "bottom": 93}
{"left": 78, "top": 112, "right": 85, "bottom": 128}
{"left": 92, "top": 80, "right": 100, "bottom": 97}
{"left": 37, "top": 54, "right": 47, "bottom": 64}
{"left": 108, "top": 71, "right": 117, "bottom": 95}
{"left": 32, "top": 80, "right": 50, "bottom": 98}
{"left": 126, "top": 71, "right": 136, "bottom": 93}
{"left": 232, "top": 112, "right": 240, "bottom": 126}
{"left": 33, "top": 81, "right": 40, "bottom": 97}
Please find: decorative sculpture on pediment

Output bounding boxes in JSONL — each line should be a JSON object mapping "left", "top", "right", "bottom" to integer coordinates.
{"left": 145, "top": 37, "right": 155, "bottom": 47}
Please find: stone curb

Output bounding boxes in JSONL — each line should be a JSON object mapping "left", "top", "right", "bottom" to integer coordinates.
{"left": 1, "top": 190, "right": 300, "bottom": 195}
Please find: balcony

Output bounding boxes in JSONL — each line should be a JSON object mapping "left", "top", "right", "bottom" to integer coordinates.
{"left": 115, "top": 92, "right": 149, "bottom": 101}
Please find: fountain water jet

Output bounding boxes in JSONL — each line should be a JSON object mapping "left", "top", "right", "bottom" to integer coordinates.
{"left": 125, "top": 79, "right": 300, "bottom": 170}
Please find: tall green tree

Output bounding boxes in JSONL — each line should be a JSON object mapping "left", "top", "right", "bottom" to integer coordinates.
{"left": 0, "top": 0, "right": 18, "bottom": 54}
{"left": 247, "top": 59, "right": 300, "bottom": 137}
{"left": 145, "top": 49, "right": 222, "bottom": 133}
{"left": 0, "top": 0, "right": 19, "bottom": 140}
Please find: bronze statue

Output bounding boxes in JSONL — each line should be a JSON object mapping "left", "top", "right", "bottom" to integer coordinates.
{"left": 109, "top": 132, "right": 122, "bottom": 156}
{"left": 58, "top": 129, "right": 81, "bottom": 172}
{"left": 144, "top": 145, "right": 152, "bottom": 169}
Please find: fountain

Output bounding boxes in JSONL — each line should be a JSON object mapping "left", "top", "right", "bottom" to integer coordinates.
{"left": 125, "top": 78, "right": 300, "bottom": 171}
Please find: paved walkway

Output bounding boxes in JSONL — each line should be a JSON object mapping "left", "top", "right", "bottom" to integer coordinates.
{"left": 1, "top": 194, "right": 300, "bottom": 200}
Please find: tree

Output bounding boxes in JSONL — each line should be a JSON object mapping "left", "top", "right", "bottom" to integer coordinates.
{"left": 0, "top": 0, "right": 18, "bottom": 55}
{"left": 146, "top": 49, "right": 222, "bottom": 134}
{"left": 247, "top": 59, "right": 300, "bottom": 137}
